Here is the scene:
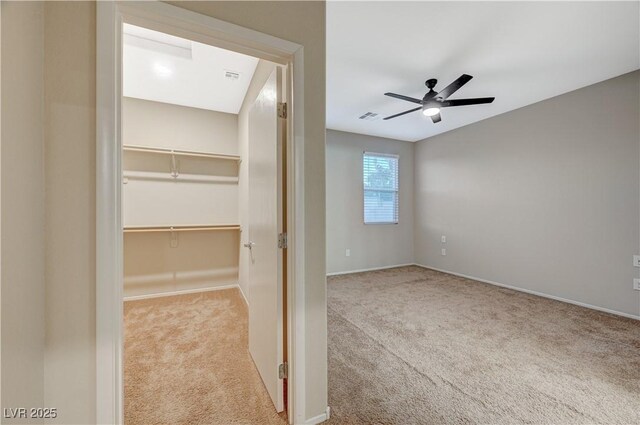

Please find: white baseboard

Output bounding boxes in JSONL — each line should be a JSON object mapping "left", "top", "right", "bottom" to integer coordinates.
{"left": 326, "top": 263, "right": 415, "bottom": 277}
{"left": 303, "top": 407, "right": 330, "bottom": 424}
{"left": 238, "top": 284, "right": 249, "bottom": 306}
{"left": 415, "top": 264, "right": 640, "bottom": 321}
{"left": 123, "top": 283, "right": 240, "bottom": 301}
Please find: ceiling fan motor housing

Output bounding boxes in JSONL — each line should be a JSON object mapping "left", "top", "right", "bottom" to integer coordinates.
{"left": 424, "top": 79, "right": 439, "bottom": 101}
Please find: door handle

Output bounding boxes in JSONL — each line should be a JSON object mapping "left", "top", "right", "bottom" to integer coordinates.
{"left": 244, "top": 241, "right": 255, "bottom": 249}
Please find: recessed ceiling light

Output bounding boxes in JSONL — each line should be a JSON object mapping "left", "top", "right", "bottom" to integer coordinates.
{"left": 153, "top": 63, "right": 173, "bottom": 78}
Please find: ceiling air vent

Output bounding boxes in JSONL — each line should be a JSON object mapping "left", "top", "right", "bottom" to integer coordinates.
{"left": 359, "top": 112, "right": 379, "bottom": 121}
{"left": 224, "top": 70, "right": 241, "bottom": 81}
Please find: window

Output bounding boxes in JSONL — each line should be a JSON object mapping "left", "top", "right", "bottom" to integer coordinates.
{"left": 363, "top": 152, "right": 399, "bottom": 224}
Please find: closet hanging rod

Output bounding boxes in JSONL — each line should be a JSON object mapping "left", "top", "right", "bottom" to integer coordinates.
{"left": 123, "top": 144, "right": 241, "bottom": 162}
{"left": 123, "top": 224, "right": 241, "bottom": 233}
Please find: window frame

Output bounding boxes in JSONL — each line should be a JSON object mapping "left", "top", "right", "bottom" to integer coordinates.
{"left": 362, "top": 151, "right": 400, "bottom": 225}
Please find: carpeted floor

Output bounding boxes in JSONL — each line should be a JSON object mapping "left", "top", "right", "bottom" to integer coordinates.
{"left": 125, "top": 267, "right": 639, "bottom": 425}
{"left": 326, "top": 266, "right": 640, "bottom": 425}
{"left": 124, "top": 288, "right": 287, "bottom": 425}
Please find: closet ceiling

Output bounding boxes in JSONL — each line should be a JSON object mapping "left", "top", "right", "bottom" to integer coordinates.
{"left": 123, "top": 24, "right": 258, "bottom": 114}
{"left": 327, "top": 1, "right": 640, "bottom": 142}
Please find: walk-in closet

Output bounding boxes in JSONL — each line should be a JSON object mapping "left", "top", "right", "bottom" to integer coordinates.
{"left": 121, "top": 23, "right": 288, "bottom": 424}
{"left": 122, "top": 97, "right": 242, "bottom": 298}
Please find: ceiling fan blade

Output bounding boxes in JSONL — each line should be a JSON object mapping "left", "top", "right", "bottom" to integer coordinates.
{"left": 384, "top": 92, "right": 423, "bottom": 104}
{"left": 430, "top": 112, "right": 442, "bottom": 123}
{"left": 383, "top": 107, "right": 422, "bottom": 120}
{"left": 440, "top": 97, "right": 495, "bottom": 107}
{"left": 435, "top": 74, "right": 473, "bottom": 100}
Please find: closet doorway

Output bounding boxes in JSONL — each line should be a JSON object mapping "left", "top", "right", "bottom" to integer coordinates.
{"left": 120, "top": 22, "right": 288, "bottom": 424}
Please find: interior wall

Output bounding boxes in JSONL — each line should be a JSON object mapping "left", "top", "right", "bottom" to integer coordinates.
{"left": 414, "top": 70, "right": 640, "bottom": 318}
{"left": 123, "top": 231, "right": 240, "bottom": 298}
{"left": 43, "top": 2, "right": 96, "bottom": 423}
{"left": 0, "top": 2, "right": 46, "bottom": 421}
{"left": 123, "top": 97, "right": 238, "bottom": 154}
{"left": 237, "top": 60, "right": 277, "bottom": 301}
{"left": 122, "top": 97, "right": 240, "bottom": 298}
{"left": 40, "top": 1, "right": 326, "bottom": 423}
{"left": 326, "top": 130, "right": 414, "bottom": 274}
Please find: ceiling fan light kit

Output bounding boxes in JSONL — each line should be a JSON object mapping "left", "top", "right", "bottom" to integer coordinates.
{"left": 422, "top": 107, "right": 440, "bottom": 117}
{"left": 383, "top": 74, "right": 495, "bottom": 123}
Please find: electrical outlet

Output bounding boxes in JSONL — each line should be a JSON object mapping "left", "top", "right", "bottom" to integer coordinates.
{"left": 634, "top": 279, "right": 640, "bottom": 291}
{"left": 441, "top": 248, "right": 446, "bottom": 256}
{"left": 634, "top": 255, "right": 640, "bottom": 267}
{"left": 441, "top": 235, "right": 447, "bottom": 243}
{"left": 345, "top": 249, "right": 351, "bottom": 257}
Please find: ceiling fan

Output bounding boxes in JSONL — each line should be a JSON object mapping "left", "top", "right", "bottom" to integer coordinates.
{"left": 383, "top": 74, "right": 495, "bottom": 123}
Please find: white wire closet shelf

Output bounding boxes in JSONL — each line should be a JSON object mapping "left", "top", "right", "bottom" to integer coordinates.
{"left": 123, "top": 224, "right": 241, "bottom": 233}
{"left": 123, "top": 144, "right": 241, "bottom": 162}
{"left": 122, "top": 171, "right": 239, "bottom": 184}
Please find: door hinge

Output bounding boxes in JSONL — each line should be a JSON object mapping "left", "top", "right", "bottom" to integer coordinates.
{"left": 278, "top": 232, "right": 288, "bottom": 249}
{"left": 278, "top": 102, "right": 288, "bottom": 119}
{"left": 279, "top": 362, "right": 288, "bottom": 379}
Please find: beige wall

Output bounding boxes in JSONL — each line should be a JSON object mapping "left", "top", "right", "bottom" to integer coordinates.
{"left": 237, "top": 60, "right": 277, "bottom": 299}
{"left": 124, "top": 231, "right": 240, "bottom": 298}
{"left": 414, "top": 71, "right": 640, "bottom": 318}
{"left": 1, "top": 2, "right": 46, "bottom": 422}
{"left": 43, "top": 2, "right": 96, "bottom": 424}
{"left": 326, "top": 130, "right": 414, "bottom": 274}
{"left": 123, "top": 97, "right": 239, "bottom": 155}
{"left": 38, "top": 1, "right": 326, "bottom": 423}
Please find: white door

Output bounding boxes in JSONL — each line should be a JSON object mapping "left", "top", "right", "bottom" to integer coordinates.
{"left": 247, "top": 67, "right": 285, "bottom": 412}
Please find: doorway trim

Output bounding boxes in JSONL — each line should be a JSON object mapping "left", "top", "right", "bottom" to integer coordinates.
{"left": 96, "top": 2, "right": 306, "bottom": 424}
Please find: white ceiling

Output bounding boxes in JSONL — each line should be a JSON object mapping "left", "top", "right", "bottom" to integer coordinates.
{"left": 123, "top": 24, "right": 258, "bottom": 114}
{"left": 327, "top": 1, "right": 640, "bottom": 142}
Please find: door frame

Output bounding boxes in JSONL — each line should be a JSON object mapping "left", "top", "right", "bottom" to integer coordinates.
{"left": 96, "top": 2, "right": 307, "bottom": 424}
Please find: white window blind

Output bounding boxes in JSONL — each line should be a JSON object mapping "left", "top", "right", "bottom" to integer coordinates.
{"left": 363, "top": 152, "right": 399, "bottom": 224}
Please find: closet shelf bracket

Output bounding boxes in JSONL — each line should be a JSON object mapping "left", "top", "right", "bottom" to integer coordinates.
{"left": 170, "top": 151, "right": 179, "bottom": 178}
{"left": 170, "top": 227, "right": 179, "bottom": 248}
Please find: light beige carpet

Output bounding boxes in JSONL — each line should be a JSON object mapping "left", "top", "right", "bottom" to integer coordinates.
{"left": 124, "top": 288, "right": 287, "bottom": 425}
{"left": 327, "top": 266, "right": 640, "bottom": 425}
